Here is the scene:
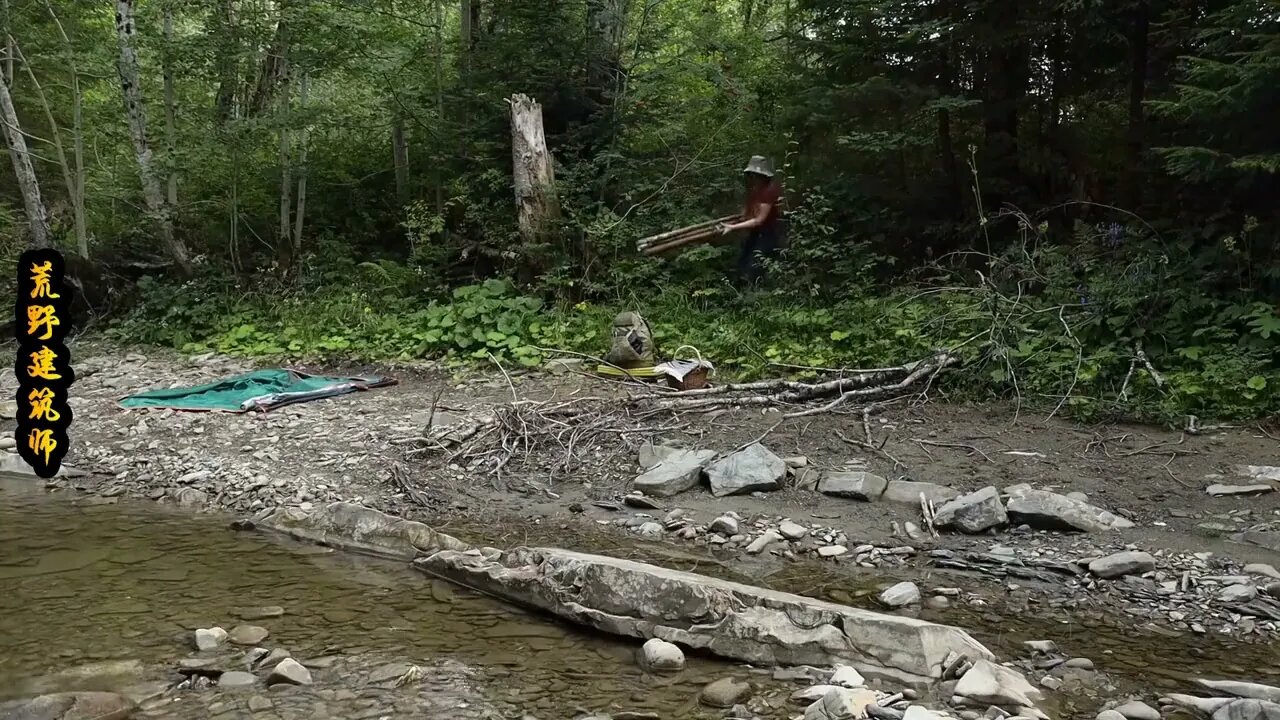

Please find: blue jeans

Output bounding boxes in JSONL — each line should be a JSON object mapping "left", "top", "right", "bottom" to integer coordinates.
{"left": 737, "top": 224, "right": 781, "bottom": 285}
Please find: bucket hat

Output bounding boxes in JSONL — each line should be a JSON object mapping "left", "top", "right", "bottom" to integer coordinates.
{"left": 742, "top": 155, "right": 775, "bottom": 178}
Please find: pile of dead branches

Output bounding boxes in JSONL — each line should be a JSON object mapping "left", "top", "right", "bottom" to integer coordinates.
{"left": 645, "top": 351, "right": 958, "bottom": 417}
{"left": 406, "top": 352, "right": 957, "bottom": 483}
{"left": 408, "top": 397, "right": 685, "bottom": 485}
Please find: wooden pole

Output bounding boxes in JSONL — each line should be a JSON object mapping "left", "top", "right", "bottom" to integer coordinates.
{"left": 642, "top": 227, "right": 723, "bottom": 256}
{"left": 636, "top": 214, "right": 738, "bottom": 249}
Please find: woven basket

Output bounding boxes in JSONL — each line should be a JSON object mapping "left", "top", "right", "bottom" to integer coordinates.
{"left": 666, "top": 345, "right": 711, "bottom": 391}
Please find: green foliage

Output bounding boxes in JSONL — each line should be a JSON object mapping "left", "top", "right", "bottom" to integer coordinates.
{"left": 8, "top": 0, "right": 1280, "bottom": 425}
{"left": 111, "top": 242, "right": 1280, "bottom": 423}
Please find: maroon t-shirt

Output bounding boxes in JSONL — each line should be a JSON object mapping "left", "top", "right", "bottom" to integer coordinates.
{"left": 744, "top": 181, "right": 782, "bottom": 230}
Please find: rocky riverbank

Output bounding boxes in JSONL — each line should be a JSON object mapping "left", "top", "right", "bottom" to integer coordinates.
{"left": 4, "top": 342, "right": 1280, "bottom": 719}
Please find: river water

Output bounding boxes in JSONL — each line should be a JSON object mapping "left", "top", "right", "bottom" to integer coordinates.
{"left": 5, "top": 477, "right": 1280, "bottom": 720}
{"left": 0, "top": 478, "right": 743, "bottom": 719}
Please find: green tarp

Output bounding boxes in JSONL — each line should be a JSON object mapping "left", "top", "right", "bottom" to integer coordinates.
{"left": 119, "top": 368, "right": 397, "bottom": 413}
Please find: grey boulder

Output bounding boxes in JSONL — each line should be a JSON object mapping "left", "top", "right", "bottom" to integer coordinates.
{"left": 415, "top": 545, "right": 993, "bottom": 686}
{"left": 882, "top": 481, "right": 961, "bottom": 506}
{"left": 953, "top": 659, "right": 1043, "bottom": 709}
{"left": 632, "top": 449, "right": 717, "bottom": 498}
{"left": 934, "top": 486, "right": 1007, "bottom": 534}
{"left": 706, "top": 444, "right": 786, "bottom": 497}
{"left": 638, "top": 638, "right": 685, "bottom": 673}
{"left": 1088, "top": 551, "right": 1156, "bottom": 579}
{"left": 260, "top": 502, "right": 468, "bottom": 561}
{"left": 879, "top": 582, "right": 922, "bottom": 608}
{"left": 1196, "top": 680, "right": 1280, "bottom": 704}
{"left": 1003, "top": 484, "right": 1134, "bottom": 532}
{"left": 818, "top": 472, "right": 888, "bottom": 501}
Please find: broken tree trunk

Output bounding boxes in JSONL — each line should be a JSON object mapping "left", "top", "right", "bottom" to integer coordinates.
{"left": 0, "top": 73, "right": 51, "bottom": 248}
{"left": 114, "top": 0, "right": 192, "bottom": 275}
{"left": 250, "top": 13, "right": 289, "bottom": 117}
{"left": 508, "top": 94, "right": 561, "bottom": 249}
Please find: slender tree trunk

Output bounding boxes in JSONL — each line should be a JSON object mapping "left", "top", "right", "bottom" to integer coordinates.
{"left": 434, "top": 0, "right": 444, "bottom": 213}
{"left": 43, "top": 2, "right": 88, "bottom": 257}
{"left": 114, "top": 0, "right": 192, "bottom": 275}
{"left": 391, "top": 111, "right": 409, "bottom": 204}
{"left": 2, "top": 0, "right": 13, "bottom": 88}
{"left": 1048, "top": 10, "right": 1064, "bottom": 141}
{"left": 0, "top": 75, "right": 51, "bottom": 248}
{"left": 277, "top": 60, "right": 292, "bottom": 271}
{"left": 213, "top": 0, "right": 239, "bottom": 124}
{"left": 508, "top": 93, "right": 561, "bottom": 257}
{"left": 980, "top": 0, "right": 1029, "bottom": 213}
{"left": 292, "top": 72, "right": 308, "bottom": 262}
{"left": 1125, "top": 0, "right": 1149, "bottom": 209}
{"left": 14, "top": 44, "right": 76, "bottom": 238}
{"left": 163, "top": 7, "right": 179, "bottom": 209}
{"left": 461, "top": 0, "right": 481, "bottom": 56}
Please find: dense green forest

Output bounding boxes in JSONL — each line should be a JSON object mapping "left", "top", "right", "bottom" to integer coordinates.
{"left": 1, "top": 0, "right": 1277, "bottom": 422}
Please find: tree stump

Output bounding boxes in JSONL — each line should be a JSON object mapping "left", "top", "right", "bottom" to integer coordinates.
{"left": 508, "top": 93, "right": 561, "bottom": 253}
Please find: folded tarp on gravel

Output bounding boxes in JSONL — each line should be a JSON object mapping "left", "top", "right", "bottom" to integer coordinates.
{"left": 119, "top": 368, "right": 397, "bottom": 413}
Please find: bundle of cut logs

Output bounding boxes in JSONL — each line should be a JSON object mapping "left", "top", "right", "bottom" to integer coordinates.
{"left": 635, "top": 214, "right": 739, "bottom": 256}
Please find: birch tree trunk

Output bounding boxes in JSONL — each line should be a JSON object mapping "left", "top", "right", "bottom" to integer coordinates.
{"left": 391, "top": 111, "right": 409, "bottom": 204}
{"left": 163, "top": 6, "right": 179, "bottom": 209}
{"left": 0, "top": 74, "right": 51, "bottom": 248}
{"left": 43, "top": 1, "right": 88, "bottom": 257}
{"left": 114, "top": 0, "right": 192, "bottom": 274}
{"left": 2, "top": 0, "right": 12, "bottom": 87}
{"left": 508, "top": 94, "right": 561, "bottom": 249}
{"left": 292, "top": 72, "right": 308, "bottom": 262}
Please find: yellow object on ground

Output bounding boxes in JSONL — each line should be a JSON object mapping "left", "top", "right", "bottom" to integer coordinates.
{"left": 594, "top": 365, "right": 662, "bottom": 379}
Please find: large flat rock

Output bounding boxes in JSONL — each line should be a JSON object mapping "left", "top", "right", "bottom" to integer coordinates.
{"left": 882, "top": 481, "right": 960, "bottom": 506}
{"left": 633, "top": 449, "right": 717, "bottom": 497}
{"left": 259, "top": 502, "right": 468, "bottom": 561}
{"left": 1003, "top": 484, "right": 1133, "bottom": 532}
{"left": 706, "top": 443, "right": 786, "bottom": 497}
{"left": 415, "top": 546, "right": 992, "bottom": 686}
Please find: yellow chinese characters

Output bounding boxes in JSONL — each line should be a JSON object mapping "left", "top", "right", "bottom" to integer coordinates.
{"left": 26, "top": 346, "right": 61, "bottom": 381}
{"left": 27, "top": 428, "right": 58, "bottom": 464}
{"left": 27, "top": 387, "right": 61, "bottom": 423}
{"left": 28, "top": 260, "right": 61, "bottom": 300}
{"left": 26, "top": 304, "right": 60, "bottom": 341}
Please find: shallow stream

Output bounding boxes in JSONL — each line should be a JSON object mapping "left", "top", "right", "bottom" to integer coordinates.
{"left": 5, "top": 477, "right": 1280, "bottom": 720}
{"left": 0, "top": 478, "right": 738, "bottom": 719}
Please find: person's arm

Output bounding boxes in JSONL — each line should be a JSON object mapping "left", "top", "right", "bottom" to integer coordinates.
{"left": 721, "top": 201, "right": 773, "bottom": 234}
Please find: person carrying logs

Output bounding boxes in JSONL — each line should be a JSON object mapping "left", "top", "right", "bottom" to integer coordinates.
{"left": 717, "top": 155, "right": 785, "bottom": 286}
